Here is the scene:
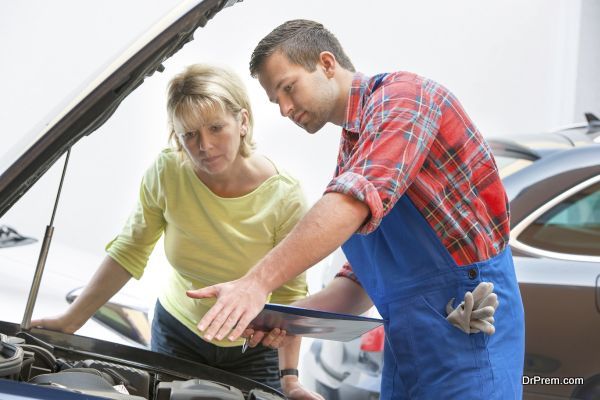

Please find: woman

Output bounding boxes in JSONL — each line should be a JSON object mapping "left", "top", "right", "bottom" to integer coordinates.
{"left": 32, "top": 64, "right": 323, "bottom": 399}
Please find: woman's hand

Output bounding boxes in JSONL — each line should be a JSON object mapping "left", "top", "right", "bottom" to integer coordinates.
{"left": 242, "top": 327, "right": 288, "bottom": 349}
{"left": 282, "top": 376, "right": 325, "bottom": 400}
{"left": 30, "top": 257, "right": 132, "bottom": 335}
{"left": 30, "top": 313, "right": 82, "bottom": 334}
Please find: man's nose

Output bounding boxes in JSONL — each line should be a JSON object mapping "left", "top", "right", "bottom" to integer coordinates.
{"left": 279, "top": 98, "right": 294, "bottom": 118}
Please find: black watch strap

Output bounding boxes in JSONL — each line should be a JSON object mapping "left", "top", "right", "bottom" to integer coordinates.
{"left": 279, "top": 368, "right": 299, "bottom": 378}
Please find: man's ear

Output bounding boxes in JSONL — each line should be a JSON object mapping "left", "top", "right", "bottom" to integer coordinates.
{"left": 318, "top": 51, "right": 337, "bottom": 78}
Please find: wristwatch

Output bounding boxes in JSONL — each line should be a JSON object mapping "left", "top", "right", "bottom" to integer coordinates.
{"left": 279, "top": 368, "right": 299, "bottom": 378}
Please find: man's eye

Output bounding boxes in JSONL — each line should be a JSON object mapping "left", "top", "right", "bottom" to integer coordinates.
{"left": 283, "top": 84, "right": 293, "bottom": 93}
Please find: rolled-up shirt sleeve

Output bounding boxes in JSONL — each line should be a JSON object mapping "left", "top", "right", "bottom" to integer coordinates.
{"left": 335, "top": 261, "right": 361, "bottom": 286}
{"left": 325, "top": 81, "right": 441, "bottom": 234}
{"left": 325, "top": 171, "right": 384, "bottom": 233}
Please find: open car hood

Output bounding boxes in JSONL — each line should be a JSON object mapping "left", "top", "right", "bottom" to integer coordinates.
{"left": 0, "top": 2, "right": 289, "bottom": 397}
{"left": 0, "top": 0, "right": 240, "bottom": 218}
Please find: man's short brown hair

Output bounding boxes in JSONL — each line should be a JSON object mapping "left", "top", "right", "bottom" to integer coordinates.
{"left": 249, "top": 19, "right": 355, "bottom": 77}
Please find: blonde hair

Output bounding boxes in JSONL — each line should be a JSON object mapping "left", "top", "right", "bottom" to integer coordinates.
{"left": 167, "top": 64, "right": 256, "bottom": 157}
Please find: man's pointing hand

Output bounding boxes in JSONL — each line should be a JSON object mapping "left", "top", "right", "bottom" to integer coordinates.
{"left": 186, "top": 276, "right": 270, "bottom": 341}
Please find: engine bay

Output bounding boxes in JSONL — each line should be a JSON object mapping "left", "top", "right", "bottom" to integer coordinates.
{"left": 0, "top": 322, "right": 284, "bottom": 400}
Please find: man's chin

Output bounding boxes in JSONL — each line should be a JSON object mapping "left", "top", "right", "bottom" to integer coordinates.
{"left": 302, "top": 121, "right": 326, "bottom": 134}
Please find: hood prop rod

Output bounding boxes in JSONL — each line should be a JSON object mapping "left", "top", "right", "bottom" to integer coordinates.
{"left": 21, "top": 148, "right": 71, "bottom": 330}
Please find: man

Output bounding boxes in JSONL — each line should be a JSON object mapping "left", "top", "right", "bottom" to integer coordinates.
{"left": 187, "top": 20, "right": 524, "bottom": 399}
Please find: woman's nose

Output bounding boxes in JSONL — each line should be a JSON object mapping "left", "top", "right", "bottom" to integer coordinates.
{"left": 196, "top": 131, "right": 212, "bottom": 151}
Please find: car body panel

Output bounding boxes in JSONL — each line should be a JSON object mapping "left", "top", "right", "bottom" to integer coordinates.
{"left": 519, "top": 281, "right": 600, "bottom": 398}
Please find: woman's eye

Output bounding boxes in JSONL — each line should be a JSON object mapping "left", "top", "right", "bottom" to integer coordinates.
{"left": 210, "top": 125, "right": 223, "bottom": 132}
{"left": 182, "top": 131, "right": 196, "bottom": 140}
{"left": 284, "top": 84, "right": 293, "bottom": 93}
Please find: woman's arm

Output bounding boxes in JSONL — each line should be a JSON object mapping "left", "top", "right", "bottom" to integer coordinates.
{"left": 247, "top": 276, "right": 373, "bottom": 349}
{"left": 31, "top": 255, "right": 132, "bottom": 333}
{"left": 277, "top": 336, "right": 324, "bottom": 400}
{"left": 292, "top": 276, "right": 373, "bottom": 315}
{"left": 246, "top": 277, "right": 370, "bottom": 400}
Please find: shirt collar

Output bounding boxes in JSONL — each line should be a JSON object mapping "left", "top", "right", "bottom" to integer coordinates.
{"left": 342, "top": 72, "right": 371, "bottom": 134}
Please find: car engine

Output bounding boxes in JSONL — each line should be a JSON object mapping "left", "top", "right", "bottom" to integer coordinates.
{"left": 0, "top": 327, "right": 284, "bottom": 400}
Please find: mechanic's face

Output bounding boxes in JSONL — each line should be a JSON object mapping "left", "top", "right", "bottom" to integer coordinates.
{"left": 173, "top": 107, "right": 248, "bottom": 178}
{"left": 258, "top": 51, "right": 337, "bottom": 134}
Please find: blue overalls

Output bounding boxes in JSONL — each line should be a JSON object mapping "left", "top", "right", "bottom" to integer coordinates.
{"left": 342, "top": 195, "right": 525, "bottom": 399}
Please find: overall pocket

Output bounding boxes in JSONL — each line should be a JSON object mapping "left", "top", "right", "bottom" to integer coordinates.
{"left": 386, "top": 286, "right": 494, "bottom": 398}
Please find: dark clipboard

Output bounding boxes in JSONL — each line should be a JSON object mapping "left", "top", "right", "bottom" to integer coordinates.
{"left": 248, "top": 303, "right": 384, "bottom": 341}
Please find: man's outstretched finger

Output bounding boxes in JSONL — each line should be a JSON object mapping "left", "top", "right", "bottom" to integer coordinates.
{"left": 228, "top": 312, "right": 256, "bottom": 341}
{"left": 201, "top": 303, "right": 231, "bottom": 340}
{"left": 186, "top": 285, "right": 219, "bottom": 300}
{"left": 215, "top": 307, "right": 245, "bottom": 341}
{"left": 197, "top": 302, "right": 223, "bottom": 332}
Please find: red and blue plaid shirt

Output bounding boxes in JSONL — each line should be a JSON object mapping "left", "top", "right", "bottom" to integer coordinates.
{"left": 326, "top": 72, "right": 510, "bottom": 281}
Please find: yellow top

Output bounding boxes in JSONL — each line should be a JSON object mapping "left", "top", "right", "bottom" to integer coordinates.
{"left": 106, "top": 149, "right": 308, "bottom": 347}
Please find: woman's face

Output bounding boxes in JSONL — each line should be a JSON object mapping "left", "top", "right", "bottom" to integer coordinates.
{"left": 173, "top": 107, "right": 248, "bottom": 178}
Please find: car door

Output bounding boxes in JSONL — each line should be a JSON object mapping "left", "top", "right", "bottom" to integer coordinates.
{"left": 511, "top": 176, "right": 600, "bottom": 399}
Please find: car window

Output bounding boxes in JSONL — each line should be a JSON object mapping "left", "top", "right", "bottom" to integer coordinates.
{"left": 517, "top": 181, "right": 600, "bottom": 256}
{"left": 65, "top": 288, "right": 151, "bottom": 346}
{"left": 93, "top": 303, "right": 151, "bottom": 347}
{"left": 494, "top": 155, "right": 533, "bottom": 179}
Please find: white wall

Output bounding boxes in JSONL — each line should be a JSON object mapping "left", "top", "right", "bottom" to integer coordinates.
{"left": 574, "top": 0, "right": 600, "bottom": 120}
{"left": 0, "top": 0, "right": 591, "bottom": 290}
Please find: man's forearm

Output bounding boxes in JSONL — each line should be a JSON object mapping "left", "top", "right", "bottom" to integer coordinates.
{"left": 246, "top": 192, "right": 369, "bottom": 294}
{"left": 192, "top": 192, "right": 370, "bottom": 342}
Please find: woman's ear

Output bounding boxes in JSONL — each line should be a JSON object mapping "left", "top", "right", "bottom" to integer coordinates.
{"left": 239, "top": 108, "right": 250, "bottom": 134}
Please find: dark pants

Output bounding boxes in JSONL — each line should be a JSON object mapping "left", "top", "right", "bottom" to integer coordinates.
{"left": 150, "top": 300, "right": 281, "bottom": 391}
